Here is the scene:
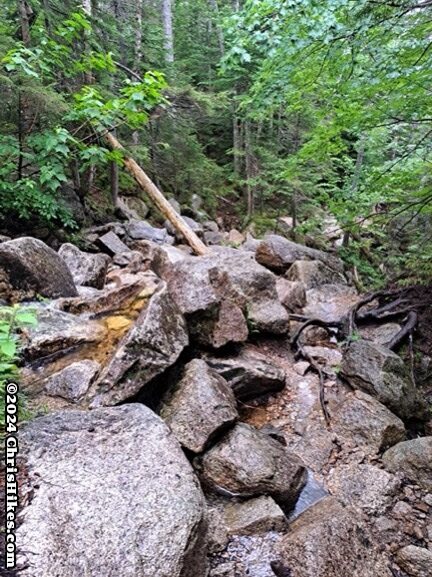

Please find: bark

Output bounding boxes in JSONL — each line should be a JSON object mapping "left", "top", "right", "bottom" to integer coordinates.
{"left": 244, "top": 121, "right": 256, "bottom": 217}
{"left": 103, "top": 131, "right": 208, "bottom": 255}
{"left": 233, "top": 114, "right": 242, "bottom": 176}
{"left": 133, "top": 0, "right": 144, "bottom": 72}
{"left": 162, "top": 0, "right": 174, "bottom": 64}
{"left": 18, "top": 0, "right": 32, "bottom": 45}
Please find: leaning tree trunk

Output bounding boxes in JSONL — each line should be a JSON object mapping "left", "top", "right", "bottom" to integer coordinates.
{"left": 103, "top": 131, "right": 208, "bottom": 256}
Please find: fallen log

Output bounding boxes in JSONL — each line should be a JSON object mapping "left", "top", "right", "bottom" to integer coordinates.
{"left": 103, "top": 130, "right": 209, "bottom": 256}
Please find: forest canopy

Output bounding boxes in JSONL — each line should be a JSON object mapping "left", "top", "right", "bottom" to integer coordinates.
{"left": 1, "top": 0, "right": 432, "bottom": 285}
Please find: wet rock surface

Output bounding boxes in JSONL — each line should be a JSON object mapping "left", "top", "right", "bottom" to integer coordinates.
{"left": 16, "top": 405, "right": 208, "bottom": 577}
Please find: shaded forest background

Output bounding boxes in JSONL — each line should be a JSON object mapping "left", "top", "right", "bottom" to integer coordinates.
{"left": 1, "top": 0, "right": 432, "bottom": 287}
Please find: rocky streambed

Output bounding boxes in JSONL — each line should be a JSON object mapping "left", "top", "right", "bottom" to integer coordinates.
{"left": 0, "top": 221, "right": 431, "bottom": 577}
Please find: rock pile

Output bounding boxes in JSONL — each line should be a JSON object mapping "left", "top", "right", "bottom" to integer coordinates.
{"left": 1, "top": 215, "right": 429, "bottom": 577}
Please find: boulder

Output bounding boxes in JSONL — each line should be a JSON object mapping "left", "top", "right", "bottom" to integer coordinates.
{"left": 125, "top": 220, "right": 174, "bottom": 245}
{"left": 327, "top": 464, "right": 400, "bottom": 515}
{"left": 58, "top": 182, "right": 86, "bottom": 224}
{"left": 341, "top": 340, "right": 420, "bottom": 420}
{"left": 286, "top": 260, "right": 346, "bottom": 288}
{"left": 166, "top": 247, "right": 289, "bottom": 336}
{"left": 273, "top": 497, "right": 392, "bottom": 577}
{"left": 382, "top": 437, "right": 432, "bottom": 490}
{"left": 23, "top": 307, "right": 107, "bottom": 362}
{"left": 256, "top": 235, "right": 343, "bottom": 274}
{"left": 223, "top": 496, "right": 286, "bottom": 536}
{"left": 276, "top": 279, "right": 306, "bottom": 312}
{"left": 44, "top": 360, "right": 101, "bottom": 402}
{"left": 0, "top": 237, "right": 78, "bottom": 300}
{"left": 97, "top": 231, "right": 129, "bottom": 256}
{"left": 196, "top": 423, "right": 306, "bottom": 508}
{"left": 89, "top": 283, "right": 188, "bottom": 407}
{"left": 59, "top": 243, "right": 110, "bottom": 289}
{"left": 331, "top": 389, "right": 406, "bottom": 452}
{"left": 16, "top": 405, "right": 208, "bottom": 577}
{"left": 206, "top": 350, "right": 286, "bottom": 401}
{"left": 160, "top": 359, "right": 238, "bottom": 453}
{"left": 395, "top": 545, "right": 432, "bottom": 577}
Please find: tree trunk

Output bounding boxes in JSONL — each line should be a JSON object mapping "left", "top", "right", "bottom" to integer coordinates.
{"left": 133, "top": 0, "right": 143, "bottom": 72}
{"left": 244, "top": 121, "right": 256, "bottom": 218}
{"left": 17, "top": 0, "right": 32, "bottom": 46}
{"left": 208, "top": 0, "right": 225, "bottom": 57}
{"left": 103, "top": 131, "right": 208, "bottom": 255}
{"left": 162, "top": 0, "right": 174, "bottom": 64}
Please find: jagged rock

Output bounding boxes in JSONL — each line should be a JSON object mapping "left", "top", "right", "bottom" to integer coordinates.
{"left": 160, "top": 359, "right": 238, "bottom": 453}
{"left": 223, "top": 496, "right": 286, "bottom": 536}
{"left": 276, "top": 279, "right": 307, "bottom": 312}
{"left": 16, "top": 405, "right": 208, "bottom": 577}
{"left": 382, "top": 437, "right": 432, "bottom": 490}
{"left": 23, "top": 307, "right": 107, "bottom": 362}
{"left": 206, "top": 350, "right": 286, "bottom": 401}
{"left": 196, "top": 423, "right": 306, "bottom": 508}
{"left": 97, "top": 231, "right": 129, "bottom": 256}
{"left": 59, "top": 272, "right": 160, "bottom": 316}
{"left": 256, "top": 235, "right": 343, "bottom": 274}
{"left": 44, "top": 360, "right": 101, "bottom": 402}
{"left": 341, "top": 340, "right": 421, "bottom": 420}
{"left": 58, "top": 243, "right": 110, "bottom": 289}
{"left": 125, "top": 219, "right": 174, "bottom": 244}
{"left": 327, "top": 464, "right": 400, "bottom": 515}
{"left": 286, "top": 260, "right": 346, "bottom": 288}
{"left": 274, "top": 497, "right": 392, "bottom": 577}
{"left": 88, "top": 283, "right": 188, "bottom": 407}
{"left": 166, "top": 247, "right": 288, "bottom": 338}
{"left": 0, "top": 237, "right": 78, "bottom": 300}
{"left": 395, "top": 545, "right": 432, "bottom": 577}
{"left": 332, "top": 390, "right": 406, "bottom": 452}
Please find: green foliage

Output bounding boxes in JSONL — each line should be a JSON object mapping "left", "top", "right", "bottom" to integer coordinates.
{"left": 0, "top": 306, "right": 37, "bottom": 434}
